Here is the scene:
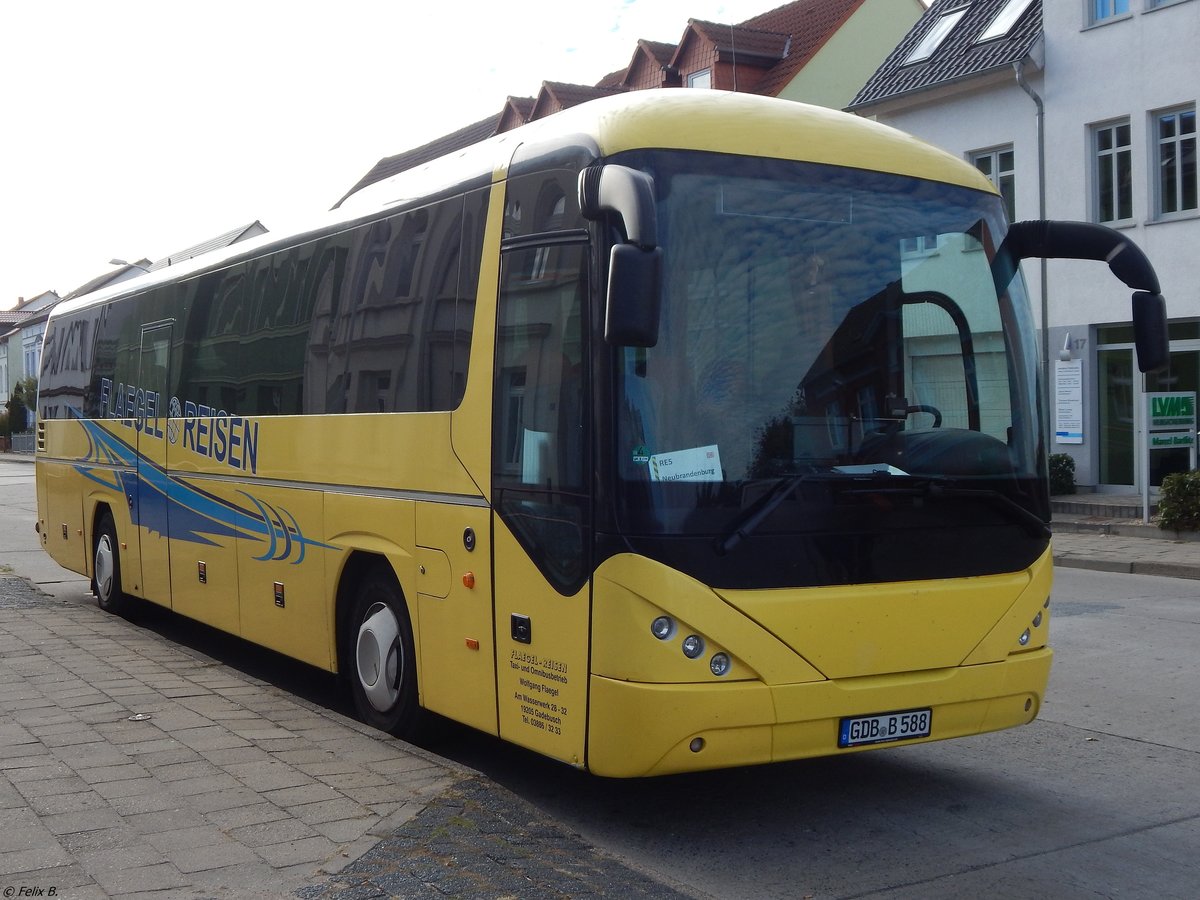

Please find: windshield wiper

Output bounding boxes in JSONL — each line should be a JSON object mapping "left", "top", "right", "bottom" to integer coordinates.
{"left": 714, "top": 472, "right": 1050, "bottom": 555}
{"left": 929, "top": 482, "right": 1051, "bottom": 539}
{"left": 715, "top": 469, "right": 911, "bottom": 555}
{"left": 714, "top": 475, "right": 811, "bottom": 556}
{"left": 839, "top": 476, "right": 1051, "bottom": 539}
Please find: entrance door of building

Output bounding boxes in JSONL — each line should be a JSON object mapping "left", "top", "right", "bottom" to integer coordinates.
{"left": 1098, "top": 324, "right": 1200, "bottom": 491}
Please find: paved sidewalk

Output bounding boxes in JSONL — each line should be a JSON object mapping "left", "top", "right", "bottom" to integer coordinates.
{"left": 1051, "top": 494, "right": 1200, "bottom": 580}
{"left": 0, "top": 575, "right": 684, "bottom": 900}
{"left": 0, "top": 573, "right": 462, "bottom": 897}
{"left": 1051, "top": 526, "right": 1200, "bottom": 579}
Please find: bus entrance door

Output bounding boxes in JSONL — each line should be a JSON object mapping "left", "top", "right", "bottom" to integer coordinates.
{"left": 135, "top": 322, "right": 173, "bottom": 607}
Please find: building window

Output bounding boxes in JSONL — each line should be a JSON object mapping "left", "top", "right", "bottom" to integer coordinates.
{"left": 904, "top": 8, "right": 967, "bottom": 64}
{"left": 688, "top": 69, "right": 712, "bottom": 89}
{"left": 1156, "top": 106, "right": 1197, "bottom": 217}
{"left": 22, "top": 333, "right": 41, "bottom": 382}
{"left": 900, "top": 235, "right": 940, "bottom": 257}
{"left": 1091, "top": 0, "right": 1130, "bottom": 23}
{"left": 972, "top": 147, "right": 1016, "bottom": 221}
{"left": 977, "top": 0, "right": 1035, "bottom": 42}
{"left": 1094, "top": 120, "right": 1133, "bottom": 223}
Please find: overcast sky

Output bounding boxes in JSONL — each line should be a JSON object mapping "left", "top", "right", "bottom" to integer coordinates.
{"left": 0, "top": 0, "right": 791, "bottom": 309}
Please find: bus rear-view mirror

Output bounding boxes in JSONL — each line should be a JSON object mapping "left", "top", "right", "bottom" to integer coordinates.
{"left": 997, "top": 220, "right": 1169, "bottom": 373}
{"left": 605, "top": 244, "right": 662, "bottom": 347}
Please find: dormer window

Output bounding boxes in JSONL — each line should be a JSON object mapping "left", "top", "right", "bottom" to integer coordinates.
{"left": 977, "top": 0, "right": 1035, "bottom": 43}
{"left": 903, "top": 7, "right": 967, "bottom": 64}
{"left": 688, "top": 69, "right": 712, "bottom": 89}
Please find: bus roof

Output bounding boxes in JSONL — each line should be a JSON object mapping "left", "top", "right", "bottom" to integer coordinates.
{"left": 53, "top": 90, "right": 994, "bottom": 320}
{"left": 347, "top": 89, "right": 994, "bottom": 210}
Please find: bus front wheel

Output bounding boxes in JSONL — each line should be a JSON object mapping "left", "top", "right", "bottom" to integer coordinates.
{"left": 347, "top": 564, "right": 421, "bottom": 737}
{"left": 93, "top": 511, "right": 132, "bottom": 617}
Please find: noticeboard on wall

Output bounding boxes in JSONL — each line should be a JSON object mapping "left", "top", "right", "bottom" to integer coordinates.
{"left": 1054, "top": 358, "right": 1083, "bottom": 444}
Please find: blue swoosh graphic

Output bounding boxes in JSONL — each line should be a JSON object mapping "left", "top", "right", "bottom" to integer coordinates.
{"left": 70, "top": 417, "right": 332, "bottom": 563}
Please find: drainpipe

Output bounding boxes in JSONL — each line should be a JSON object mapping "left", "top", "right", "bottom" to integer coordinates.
{"left": 1014, "top": 57, "right": 1049, "bottom": 455}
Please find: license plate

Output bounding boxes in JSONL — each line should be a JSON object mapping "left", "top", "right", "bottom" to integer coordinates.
{"left": 839, "top": 708, "right": 932, "bottom": 748}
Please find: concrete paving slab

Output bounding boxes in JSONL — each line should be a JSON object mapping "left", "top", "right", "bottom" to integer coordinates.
{"left": 0, "top": 572, "right": 466, "bottom": 897}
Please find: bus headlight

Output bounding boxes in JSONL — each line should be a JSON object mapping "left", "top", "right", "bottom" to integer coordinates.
{"left": 650, "top": 616, "right": 675, "bottom": 640}
{"left": 682, "top": 635, "right": 705, "bottom": 659}
{"left": 710, "top": 653, "right": 731, "bottom": 677}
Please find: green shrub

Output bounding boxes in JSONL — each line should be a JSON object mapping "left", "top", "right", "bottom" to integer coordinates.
{"left": 1048, "top": 453, "right": 1076, "bottom": 496}
{"left": 1158, "top": 470, "right": 1200, "bottom": 531}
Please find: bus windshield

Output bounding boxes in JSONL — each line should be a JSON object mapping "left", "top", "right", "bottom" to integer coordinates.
{"left": 611, "top": 151, "right": 1044, "bottom": 554}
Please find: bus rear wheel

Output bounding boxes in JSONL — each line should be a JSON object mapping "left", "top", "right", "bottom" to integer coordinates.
{"left": 347, "top": 563, "right": 422, "bottom": 737}
{"left": 93, "top": 511, "right": 132, "bottom": 617}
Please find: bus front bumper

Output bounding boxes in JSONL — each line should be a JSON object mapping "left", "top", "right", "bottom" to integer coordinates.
{"left": 586, "top": 647, "right": 1052, "bottom": 777}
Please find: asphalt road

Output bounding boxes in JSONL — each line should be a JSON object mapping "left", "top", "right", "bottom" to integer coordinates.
{"left": 420, "top": 567, "right": 1200, "bottom": 899}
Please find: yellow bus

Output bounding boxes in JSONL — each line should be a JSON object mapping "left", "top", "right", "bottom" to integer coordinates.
{"left": 35, "top": 91, "right": 1167, "bottom": 777}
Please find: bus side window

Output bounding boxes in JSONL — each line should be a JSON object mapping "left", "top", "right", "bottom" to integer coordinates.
{"left": 330, "top": 191, "right": 486, "bottom": 415}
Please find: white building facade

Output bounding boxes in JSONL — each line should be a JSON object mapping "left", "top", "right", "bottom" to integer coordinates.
{"left": 850, "top": 0, "right": 1198, "bottom": 495}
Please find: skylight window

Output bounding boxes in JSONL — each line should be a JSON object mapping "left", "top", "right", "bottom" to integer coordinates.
{"left": 978, "top": 0, "right": 1035, "bottom": 43}
{"left": 904, "top": 8, "right": 967, "bottom": 64}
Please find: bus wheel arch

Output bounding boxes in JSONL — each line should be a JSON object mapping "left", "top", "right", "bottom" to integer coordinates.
{"left": 336, "top": 553, "right": 423, "bottom": 737}
{"left": 91, "top": 505, "right": 132, "bottom": 616}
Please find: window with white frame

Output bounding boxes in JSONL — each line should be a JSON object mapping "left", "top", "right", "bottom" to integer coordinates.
{"left": 1091, "top": 0, "right": 1129, "bottom": 23}
{"left": 903, "top": 7, "right": 966, "bottom": 64}
{"left": 687, "top": 69, "right": 712, "bottom": 89}
{"left": 977, "top": 0, "right": 1035, "bottom": 42}
{"left": 23, "top": 334, "right": 40, "bottom": 381}
{"left": 1094, "top": 120, "right": 1133, "bottom": 223}
{"left": 971, "top": 147, "right": 1016, "bottom": 221}
{"left": 1155, "top": 105, "right": 1197, "bottom": 217}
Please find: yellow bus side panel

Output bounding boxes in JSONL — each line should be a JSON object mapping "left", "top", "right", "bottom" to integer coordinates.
{"left": 414, "top": 502, "right": 497, "bottom": 735}
{"left": 137, "top": 423, "right": 172, "bottom": 611}
{"left": 36, "top": 459, "right": 87, "bottom": 577}
{"left": 235, "top": 484, "right": 330, "bottom": 671}
{"left": 37, "top": 420, "right": 100, "bottom": 578}
{"left": 167, "top": 413, "right": 477, "bottom": 497}
{"left": 322, "top": 493, "right": 417, "bottom": 678}
{"left": 493, "top": 519, "right": 588, "bottom": 768}
{"left": 167, "top": 476, "right": 240, "bottom": 634}
{"left": 448, "top": 181, "right": 505, "bottom": 498}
